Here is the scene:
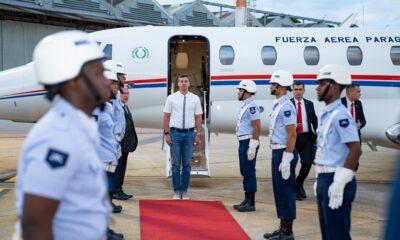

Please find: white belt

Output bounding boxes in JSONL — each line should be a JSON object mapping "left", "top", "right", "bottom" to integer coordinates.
{"left": 237, "top": 134, "right": 252, "bottom": 141}
{"left": 315, "top": 165, "right": 336, "bottom": 174}
{"left": 270, "top": 143, "right": 287, "bottom": 150}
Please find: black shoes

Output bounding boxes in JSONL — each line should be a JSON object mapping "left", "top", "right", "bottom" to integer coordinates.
{"left": 108, "top": 228, "right": 124, "bottom": 240}
{"left": 112, "top": 202, "right": 122, "bottom": 213}
{"left": 264, "top": 220, "right": 294, "bottom": 240}
{"left": 113, "top": 190, "right": 133, "bottom": 201}
{"left": 233, "top": 192, "right": 248, "bottom": 210}
{"left": 235, "top": 192, "right": 256, "bottom": 212}
{"left": 296, "top": 183, "right": 306, "bottom": 201}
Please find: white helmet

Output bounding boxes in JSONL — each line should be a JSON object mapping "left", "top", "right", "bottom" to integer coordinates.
{"left": 270, "top": 70, "right": 293, "bottom": 87}
{"left": 316, "top": 64, "right": 352, "bottom": 85}
{"left": 33, "top": 30, "right": 104, "bottom": 85}
{"left": 103, "top": 60, "right": 126, "bottom": 75}
{"left": 237, "top": 80, "right": 257, "bottom": 93}
{"left": 103, "top": 68, "right": 118, "bottom": 82}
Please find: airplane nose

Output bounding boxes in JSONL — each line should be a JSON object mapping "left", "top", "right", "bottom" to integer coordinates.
{"left": 385, "top": 123, "right": 400, "bottom": 145}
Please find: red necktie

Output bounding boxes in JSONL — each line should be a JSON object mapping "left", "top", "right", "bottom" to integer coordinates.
{"left": 350, "top": 102, "right": 354, "bottom": 118}
{"left": 297, "top": 101, "right": 303, "bottom": 134}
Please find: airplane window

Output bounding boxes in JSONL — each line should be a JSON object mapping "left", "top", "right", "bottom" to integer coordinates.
{"left": 390, "top": 46, "right": 400, "bottom": 65}
{"left": 261, "top": 46, "right": 277, "bottom": 65}
{"left": 304, "top": 46, "right": 319, "bottom": 65}
{"left": 347, "top": 46, "right": 363, "bottom": 66}
{"left": 103, "top": 44, "right": 112, "bottom": 60}
{"left": 219, "top": 46, "right": 235, "bottom": 65}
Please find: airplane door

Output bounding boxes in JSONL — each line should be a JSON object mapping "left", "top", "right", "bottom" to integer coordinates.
{"left": 163, "top": 35, "right": 211, "bottom": 177}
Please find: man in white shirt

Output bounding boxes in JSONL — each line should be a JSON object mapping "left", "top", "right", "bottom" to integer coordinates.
{"left": 163, "top": 75, "right": 203, "bottom": 200}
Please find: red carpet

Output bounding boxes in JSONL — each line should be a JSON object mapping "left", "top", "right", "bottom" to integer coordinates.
{"left": 140, "top": 200, "right": 250, "bottom": 240}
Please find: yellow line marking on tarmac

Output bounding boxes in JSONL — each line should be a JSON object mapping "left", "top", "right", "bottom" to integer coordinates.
{"left": 5, "top": 177, "right": 16, "bottom": 183}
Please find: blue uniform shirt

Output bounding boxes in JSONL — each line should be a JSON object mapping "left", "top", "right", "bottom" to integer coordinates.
{"left": 236, "top": 97, "right": 260, "bottom": 136}
{"left": 269, "top": 95, "right": 297, "bottom": 144}
{"left": 314, "top": 99, "right": 359, "bottom": 167}
{"left": 111, "top": 97, "right": 125, "bottom": 138}
{"left": 16, "top": 98, "right": 109, "bottom": 239}
{"left": 95, "top": 102, "right": 120, "bottom": 164}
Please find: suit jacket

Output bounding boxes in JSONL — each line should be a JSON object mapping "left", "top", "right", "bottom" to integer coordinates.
{"left": 340, "top": 97, "right": 366, "bottom": 129}
{"left": 121, "top": 105, "right": 138, "bottom": 153}
{"left": 290, "top": 98, "right": 318, "bottom": 138}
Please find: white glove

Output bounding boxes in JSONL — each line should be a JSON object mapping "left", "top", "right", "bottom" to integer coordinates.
{"left": 328, "top": 167, "right": 355, "bottom": 210}
{"left": 247, "top": 139, "right": 259, "bottom": 161}
{"left": 279, "top": 152, "right": 293, "bottom": 180}
{"left": 313, "top": 181, "right": 317, "bottom": 197}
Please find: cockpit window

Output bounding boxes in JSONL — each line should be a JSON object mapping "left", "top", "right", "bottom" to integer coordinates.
{"left": 103, "top": 44, "right": 112, "bottom": 60}
{"left": 390, "top": 46, "right": 400, "bottom": 65}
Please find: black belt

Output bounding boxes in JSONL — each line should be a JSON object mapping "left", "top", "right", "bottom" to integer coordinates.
{"left": 170, "top": 127, "right": 194, "bottom": 132}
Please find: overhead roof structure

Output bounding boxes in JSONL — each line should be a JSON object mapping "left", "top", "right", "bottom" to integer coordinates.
{"left": 163, "top": 0, "right": 220, "bottom": 27}
{"left": 215, "top": 10, "right": 263, "bottom": 27}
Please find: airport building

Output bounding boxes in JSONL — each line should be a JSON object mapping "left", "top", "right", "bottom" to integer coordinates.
{"left": 0, "top": 0, "right": 340, "bottom": 71}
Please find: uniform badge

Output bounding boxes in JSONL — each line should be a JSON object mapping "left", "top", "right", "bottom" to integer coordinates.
{"left": 284, "top": 110, "right": 291, "bottom": 117}
{"left": 46, "top": 149, "right": 69, "bottom": 169}
{"left": 339, "top": 119, "right": 349, "bottom": 128}
{"left": 250, "top": 107, "right": 256, "bottom": 114}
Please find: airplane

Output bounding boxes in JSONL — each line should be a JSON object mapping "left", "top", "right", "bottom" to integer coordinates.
{"left": 0, "top": 26, "right": 399, "bottom": 177}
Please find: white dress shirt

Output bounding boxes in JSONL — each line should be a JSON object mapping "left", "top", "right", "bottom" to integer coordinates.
{"left": 163, "top": 91, "right": 203, "bottom": 129}
{"left": 295, "top": 98, "right": 309, "bottom": 133}
{"left": 346, "top": 96, "right": 356, "bottom": 120}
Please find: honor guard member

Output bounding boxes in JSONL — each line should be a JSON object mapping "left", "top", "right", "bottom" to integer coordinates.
{"left": 103, "top": 60, "right": 131, "bottom": 201}
{"left": 15, "top": 31, "right": 110, "bottom": 239}
{"left": 314, "top": 65, "right": 361, "bottom": 240}
{"left": 264, "top": 70, "right": 298, "bottom": 240}
{"left": 94, "top": 67, "right": 125, "bottom": 240}
{"left": 103, "top": 60, "right": 126, "bottom": 142}
{"left": 233, "top": 80, "right": 261, "bottom": 212}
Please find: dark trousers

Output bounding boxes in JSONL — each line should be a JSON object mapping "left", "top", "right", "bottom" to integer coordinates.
{"left": 238, "top": 139, "right": 259, "bottom": 192}
{"left": 114, "top": 152, "right": 129, "bottom": 192}
{"left": 107, "top": 171, "right": 117, "bottom": 199}
{"left": 271, "top": 148, "right": 298, "bottom": 221}
{"left": 317, "top": 173, "right": 357, "bottom": 240}
{"left": 295, "top": 133, "right": 315, "bottom": 186}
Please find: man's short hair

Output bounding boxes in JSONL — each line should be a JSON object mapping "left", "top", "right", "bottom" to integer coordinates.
{"left": 178, "top": 74, "right": 189, "bottom": 80}
{"left": 293, "top": 81, "right": 305, "bottom": 88}
{"left": 346, "top": 83, "right": 360, "bottom": 93}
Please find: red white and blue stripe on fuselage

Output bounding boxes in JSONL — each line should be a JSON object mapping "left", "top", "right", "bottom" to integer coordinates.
{"left": 1, "top": 74, "right": 399, "bottom": 100}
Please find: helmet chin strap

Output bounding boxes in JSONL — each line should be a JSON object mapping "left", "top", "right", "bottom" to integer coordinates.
{"left": 318, "top": 81, "right": 333, "bottom": 102}
{"left": 80, "top": 70, "right": 106, "bottom": 111}
{"left": 239, "top": 90, "right": 247, "bottom": 101}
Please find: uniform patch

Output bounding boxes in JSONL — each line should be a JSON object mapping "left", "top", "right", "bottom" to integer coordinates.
{"left": 46, "top": 149, "right": 69, "bottom": 169}
{"left": 284, "top": 110, "right": 291, "bottom": 117}
{"left": 250, "top": 107, "right": 256, "bottom": 114}
{"left": 339, "top": 119, "right": 349, "bottom": 128}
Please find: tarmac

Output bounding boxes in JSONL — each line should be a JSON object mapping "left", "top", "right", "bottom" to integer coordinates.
{"left": 0, "top": 129, "right": 398, "bottom": 240}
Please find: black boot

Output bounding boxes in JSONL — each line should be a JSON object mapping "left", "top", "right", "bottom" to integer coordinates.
{"left": 237, "top": 192, "right": 255, "bottom": 212}
{"left": 295, "top": 182, "right": 303, "bottom": 201}
{"left": 233, "top": 192, "right": 248, "bottom": 210}
{"left": 264, "top": 219, "right": 283, "bottom": 239}
{"left": 268, "top": 220, "right": 294, "bottom": 240}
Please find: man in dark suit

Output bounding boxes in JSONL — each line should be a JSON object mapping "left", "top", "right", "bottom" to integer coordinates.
{"left": 113, "top": 87, "right": 138, "bottom": 200}
{"left": 340, "top": 84, "right": 366, "bottom": 142}
{"left": 291, "top": 82, "right": 318, "bottom": 200}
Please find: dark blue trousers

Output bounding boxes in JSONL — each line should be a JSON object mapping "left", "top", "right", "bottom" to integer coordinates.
{"left": 238, "top": 139, "right": 259, "bottom": 192}
{"left": 271, "top": 148, "right": 298, "bottom": 221}
{"left": 317, "top": 173, "right": 357, "bottom": 240}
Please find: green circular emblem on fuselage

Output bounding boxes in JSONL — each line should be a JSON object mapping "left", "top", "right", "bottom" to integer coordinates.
{"left": 132, "top": 46, "right": 150, "bottom": 63}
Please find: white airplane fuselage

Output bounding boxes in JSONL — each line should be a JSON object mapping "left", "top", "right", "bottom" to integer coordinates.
{"left": 0, "top": 26, "right": 399, "bottom": 150}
